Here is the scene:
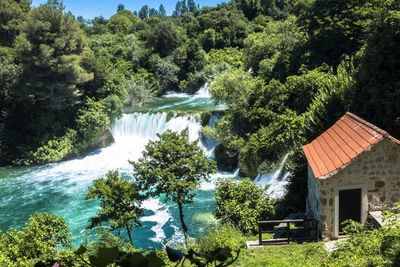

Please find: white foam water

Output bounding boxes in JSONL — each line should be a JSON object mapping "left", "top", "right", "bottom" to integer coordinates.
{"left": 194, "top": 82, "right": 210, "bottom": 98}
{"left": 254, "top": 155, "right": 290, "bottom": 199}
{"left": 140, "top": 199, "right": 171, "bottom": 243}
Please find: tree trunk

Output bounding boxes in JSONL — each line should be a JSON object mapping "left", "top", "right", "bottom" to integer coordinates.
{"left": 178, "top": 202, "right": 189, "bottom": 247}
{"left": 126, "top": 225, "right": 133, "bottom": 244}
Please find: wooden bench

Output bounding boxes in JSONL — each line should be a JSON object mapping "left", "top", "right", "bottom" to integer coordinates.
{"left": 258, "top": 218, "right": 319, "bottom": 245}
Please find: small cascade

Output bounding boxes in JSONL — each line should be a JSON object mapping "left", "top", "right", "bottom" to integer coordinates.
{"left": 163, "top": 91, "right": 191, "bottom": 98}
{"left": 110, "top": 112, "right": 202, "bottom": 143}
{"left": 200, "top": 112, "right": 220, "bottom": 158}
{"left": 254, "top": 155, "right": 290, "bottom": 199}
{"left": 194, "top": 82, "right": 210, "bottom": 98}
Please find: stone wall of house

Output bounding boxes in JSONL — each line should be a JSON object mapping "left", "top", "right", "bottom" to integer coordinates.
{"left": 318, "top": 139, "right": 400, "bottom": 239}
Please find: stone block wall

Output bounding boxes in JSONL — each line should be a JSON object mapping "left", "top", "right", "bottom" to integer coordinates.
{"left": 307, "top": 139, "right": 400, "bottom": 239}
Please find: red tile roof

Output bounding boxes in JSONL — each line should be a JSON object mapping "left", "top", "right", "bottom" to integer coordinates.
{"left": 303, "top": 112, "right": 400, "bottom": 179}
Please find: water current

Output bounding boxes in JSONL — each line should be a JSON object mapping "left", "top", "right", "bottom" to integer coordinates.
{"left": 0, "top": 84, "right": 288, "bottom": 249}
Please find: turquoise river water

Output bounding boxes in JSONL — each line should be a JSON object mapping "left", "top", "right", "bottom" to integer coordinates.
{"left": 0, "top": 85, "right": 287, "bottom": 249}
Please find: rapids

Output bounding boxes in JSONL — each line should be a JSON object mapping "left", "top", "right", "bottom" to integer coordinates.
{"left": 0, "top": 83, "right": 287, "bottom": 248}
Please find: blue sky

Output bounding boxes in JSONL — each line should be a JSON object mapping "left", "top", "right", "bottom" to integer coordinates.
{"left": 31, "top": 0, "right": 227, "bottom": 19}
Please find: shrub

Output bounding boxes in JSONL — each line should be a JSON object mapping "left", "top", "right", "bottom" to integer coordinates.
{"left": 214, "top": 178, "right": 275, "bottom": 234}
{"left": 196, "top": 224, "right": 246, "bottom": 255}
{"left": 0, "top": 213, "right": 75, "bottom": 266}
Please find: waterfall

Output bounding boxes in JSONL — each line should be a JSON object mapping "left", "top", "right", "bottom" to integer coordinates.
{"left": 110, "top": 112, "right": 201, "bottom": 142}
{"left": 194, "top": 82, "right": 210, "bottom": 98}
{"left": 0, "top": 83, "right": 234, "bottom": 249}
{"left": 254, "top": 155, "right": 290, "bottom": 199}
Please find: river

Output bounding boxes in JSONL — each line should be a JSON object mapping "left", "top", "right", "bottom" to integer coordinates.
{"left": 0, "top": 85, "right": 288, "bottom": 249}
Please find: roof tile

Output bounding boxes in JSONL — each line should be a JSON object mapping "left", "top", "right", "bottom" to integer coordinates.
{"left": 303, "top": 112, "right": 399, "bottom": 179}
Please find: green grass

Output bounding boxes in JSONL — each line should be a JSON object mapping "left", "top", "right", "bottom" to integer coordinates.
{"left": 233, "top": 242, "right": 328, "bottom": 267}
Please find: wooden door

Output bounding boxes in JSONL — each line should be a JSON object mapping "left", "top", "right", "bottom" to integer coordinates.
{"left": 339, "top": 188, "right": 361, "bottom": 234}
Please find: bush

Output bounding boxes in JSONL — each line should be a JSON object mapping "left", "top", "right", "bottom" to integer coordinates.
{"left": 214, "top": 178, "right": 275, "bottom": 234}
{"left": 21, "top": 129, "right": 78, "bottom": 165}
{"left": 0, "top": 213, "right": 75, "bottom": 266}
{"left": 196, "top": 224, "right": 246, "bottom": 255}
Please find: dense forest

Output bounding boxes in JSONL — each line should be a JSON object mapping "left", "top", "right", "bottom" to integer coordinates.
{"left": 2, "top": 0, "right": 400, "bottom": 211}
{"left": 1, "top": 0, "right": 400, "bottom": 265}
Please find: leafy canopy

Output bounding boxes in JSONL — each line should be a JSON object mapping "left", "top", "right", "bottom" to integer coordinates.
{"left": 131, "top": 128, "right": 216, "bottom": 204}
{"left": 86, "top": 170, "right": 145, "bottom": 244}
{"left": 131, "top": 128, "right": 217, "bottom": 246}
{"left": 214, "top": 178, "right": 275, "bottom": 234}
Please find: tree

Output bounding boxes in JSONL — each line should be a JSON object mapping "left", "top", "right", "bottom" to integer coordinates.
{"left": 85, "top": 170, "right": 145, "bottom": 244}
{"left": 14, "top": 0, "right": 93, "bottom": 110}
{"left": 214, "top": 178, "right": 275, "bottom": 234}
{"left": 146, "top": 20, "right": 183, "bottom": 57}
{"left": 295, "top": 0, "right": 379, "bottom": 68}
{"left": 117, "top": 4, "right": 125, "bottom": 12}
{"left": 107, "top": 9, "right": 139, "bottom": 34}
{"left": 138, "top": 5, "right": 149, "bottom": 19}
{"left": 172, "top": 0, "right": 187, "bottom": 17}
{"left": 158, "top": 4, "right": 166, "bottom": 16}
{"left": 149, "top": 8, "right": 158, "bottom": 17}
{"left": 188, "top": 0, "right": 197, "bottom": 13}
{"left": 0, "top": 0, "right": 31, "bottom": 47}
{"left": 173, "top": 38, "right": 207, "bottom": 82}
{"left": 351, "top": 3, "right": 400, "bottom": 137}
{"left": 131, "top": 129, "right": 217, "bottom": 247}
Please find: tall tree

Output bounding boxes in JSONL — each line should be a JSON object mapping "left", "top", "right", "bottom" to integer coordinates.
{"left": 158, "top": 4, "right": 166, "bottom": 16}
{"left": 146, "top": 20, "right": 183, "bottom": 57}
{"left": 117, "top": 4, "right": 125, "bottom": 12}
{"left": 107, "top": 9, "right": 139, "bottom": 34}
{"left": 131, "top": 129, "right": 217, "bottom": 247}
{"left": 188, "top": 0, "right": 197, "bottom": 13}
{"left": 149, "top": 8, "right": 158, "bottom": 17}
{"left": 86, "top": 170, "right": 145, "bottom": 244}
{"left": 138, "top": 5, "right": 149, "bottom": 19}
{"left": 14, "top": 0, "right": 93, "bottom": 110}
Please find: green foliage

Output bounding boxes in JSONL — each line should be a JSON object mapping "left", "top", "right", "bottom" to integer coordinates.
{"left": 131, "top": 129, "right": 217, "bottom": 246}
{"left": 107, "top": 10, "right": 139, "bottom": 34}
{"left": 214, "top": 178, "right": 275, "bottom": 234}
{"left": 146, "top": 20, "right": 183, "bottom": 57}
{"left": 0, "top": 0, "right": 31, "bottom": 47}
{"left": 208, "top": 47, "right": 244, "bottom": 69}
{"left": 173, "top": 38, "right": 207, "bottom": 87}
{"left": 0, "top": 213, "right": 73, "bottom": 266}
{"left": 234, "top": 0, "right": 294, "bottom": 20}
{"left": 75, "top": 242, "right": 165, "bottom": 267}
{"left": 243, "top": 16, "right": 307, "bottom": 81}
{"left": 149, "top": 54, "right": 180, "bottom": 90}
{"left": 214, "top": 143, "right": 238, "bottom": 172}
{"left": 210, "top": 68, "right": 257, "bottom": 105}
{"left": 196, "top": 224, "right": 246, "bottom": 254}
{"left": 239, "top": 111, "right": 305, "bottom": 177}
{"left": 295, "top": 0, "right": 383, "bottom": 68}
{"left": 85, "top": 170, "right": 145, "bottom": 244}
{"left": 14, "top": 0, "right": 93, "bottom": 110}
{"left": 194, "top": 6, "right": 249, "bottom": 50}
{"left": 21, "top": 128, "right": 78, "bottom": 165}
{"left": 351, "top": 5, "right": 400, "bottom": 137}
{"left": 75, "top": 99, "right": 110, "bottom": 148}
{"left": 125, "top": 69, "right": 160, "bottom": 106}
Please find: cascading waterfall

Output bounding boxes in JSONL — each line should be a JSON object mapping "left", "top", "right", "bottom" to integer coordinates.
{"left": 254, "top": 154, "right": 290, "bottom": 198}
{"left": 0, "top": 83, "right": 290, "bottom": 248}
{"left": 194, "top": 82, "right": 210, "bottom": 98}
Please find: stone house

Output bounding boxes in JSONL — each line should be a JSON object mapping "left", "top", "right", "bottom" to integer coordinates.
{"left": 303, "top": 112, "right": 400, "bottom": 239}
